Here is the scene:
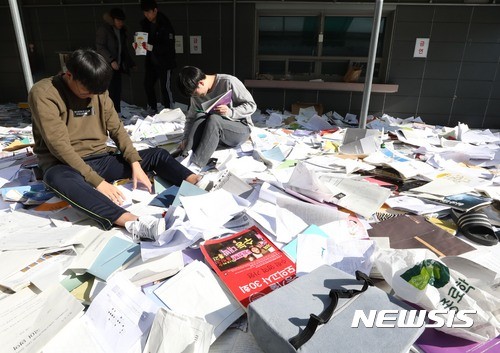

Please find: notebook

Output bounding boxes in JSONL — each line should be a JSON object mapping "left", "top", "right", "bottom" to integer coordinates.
{"left": 87, "top": 237, "right": 140, "bottom": 280}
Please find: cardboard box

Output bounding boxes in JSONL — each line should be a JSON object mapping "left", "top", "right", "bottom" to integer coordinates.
{"left": 291, "top": 102, "right": 323, "bottom": 115}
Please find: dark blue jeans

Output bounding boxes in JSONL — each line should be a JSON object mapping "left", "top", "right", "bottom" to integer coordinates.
{"left": 43, "top": 148, "right": 193, "bottom": 230}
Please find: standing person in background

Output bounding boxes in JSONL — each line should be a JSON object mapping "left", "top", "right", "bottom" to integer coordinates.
{"left": 139, "top": 0, "right": 176, "bottom": 114}
{"left": 177, "top": 66, "right": 257, "bottom": 169}
{"left": 96, "top": 7, "right": 135, "bottom": 116}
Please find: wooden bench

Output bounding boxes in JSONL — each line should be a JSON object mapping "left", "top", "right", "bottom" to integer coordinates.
{"left": 244, "top": 79, "right": 399, "bottom": 93}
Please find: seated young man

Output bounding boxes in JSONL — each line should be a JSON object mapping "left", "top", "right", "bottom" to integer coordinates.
{"left": 28, "top": 48, "right": 199, "bottom": 241}
{"left": 176, "top": 66, "right": 257, "bottom": 168}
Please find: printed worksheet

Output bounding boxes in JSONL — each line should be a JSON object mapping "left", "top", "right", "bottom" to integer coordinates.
{"left": 85, "top": 273, "right": 158, "bottom": 352}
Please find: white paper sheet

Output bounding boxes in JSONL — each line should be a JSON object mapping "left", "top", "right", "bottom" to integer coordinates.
{"left": 296, "top": 232, "right": 328, "bottom": 276}
{"left": 153, "top": 260, "right": 244, "bottom": 343}
{"left": 318, "top": 174, "right": 392, "bottom": 219}
{"left": 0, "top": 220, "right": 92, "bottom": 251}
{"left": 180, "top": 189, "right": 246, "bottom": 229}
{"left": 0, "top": 248, "right": 44, "bottom": 281}
{"left": 85, "top": 273, "right": 158, "bottom": 352}
{"left": 68, "top": 229, "right": 115, "bottom": 274}
{"left": 40, "top": 314, "right": 108, "bottom": 353}
{"left": 0, "top": 284, "right": 83, "bottom": 353}
{"left": 1, "top": 246, "right": 76, "bottom": 292}
{"left": 144, "top": 308, "right": 213, "bottom": 353}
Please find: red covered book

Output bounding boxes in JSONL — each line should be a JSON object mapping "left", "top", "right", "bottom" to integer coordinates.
{"left": 200, "top": 226, "right": 296, "bottom": 307}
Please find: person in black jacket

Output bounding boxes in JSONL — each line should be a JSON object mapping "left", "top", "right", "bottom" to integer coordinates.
{"left": 96, "top": 8, "right": 135, "bottom": 116}
{"left": 139, "top": 0, "right": 177, "bottom": 113}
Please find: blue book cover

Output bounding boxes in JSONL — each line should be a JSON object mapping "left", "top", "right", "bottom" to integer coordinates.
{"left": 171, "top": 180, "right": 207, "bottom": 207}
{"left": 150, "top": 185, "right": 179, "bottom": 207}
{"left": 87, "top": 237, "right": 140, "bottom": 280}
{"left": 153, "top": 176, "right": 173, "bottom": 194}
{"left": 1, "top": 183, "right": 54, "bottom": 204}
{"left": 440, "top": 193, "right": 491, "bottom": 212}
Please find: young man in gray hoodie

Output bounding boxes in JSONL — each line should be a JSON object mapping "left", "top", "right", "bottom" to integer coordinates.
{"left": 177, "top": 66, "right": 257, "bottom": 168}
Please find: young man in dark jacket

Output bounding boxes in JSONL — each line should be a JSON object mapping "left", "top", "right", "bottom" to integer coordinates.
{"left": 96, "top": 8, "right": 135, "bottom": 116}
{"left": 140, "top": 0, "right": 177, "bottom": 113}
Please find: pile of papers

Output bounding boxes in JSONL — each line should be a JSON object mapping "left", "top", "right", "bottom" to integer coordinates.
{"left": 0, "top": 103, "right": 499, "bottom": 353}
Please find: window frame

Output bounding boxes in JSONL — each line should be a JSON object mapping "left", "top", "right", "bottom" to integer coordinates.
{"left": 254, "top": 7, "right": 395, "bottom": 84}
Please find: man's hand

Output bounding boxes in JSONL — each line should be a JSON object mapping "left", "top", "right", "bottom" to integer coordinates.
{"left": 111, "top": 61, "right": 119, "bottom": 71}
{"left": 131, "top": 161, "right": 152, "bottom": 193}
{"left": 213, "top": 104, "right": 231, "bottom": 117}
{"left": 96, "top": 180, "right": 126, "bottom": 205}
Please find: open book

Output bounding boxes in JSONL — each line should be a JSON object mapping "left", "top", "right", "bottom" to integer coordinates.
{"left": 200, "top": 89, "right": 232, "bottom": 114}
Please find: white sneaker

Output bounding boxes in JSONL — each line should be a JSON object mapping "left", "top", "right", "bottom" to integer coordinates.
{"left": 125, "top": 216, "right": 166, "bottom": 243}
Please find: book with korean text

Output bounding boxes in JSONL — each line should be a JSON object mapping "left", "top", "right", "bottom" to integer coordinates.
{"left": 200, "top": 226, "right": 296, "bottom": 307}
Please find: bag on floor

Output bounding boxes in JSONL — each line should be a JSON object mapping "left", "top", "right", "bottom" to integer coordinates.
{"left": 375, "top": 248, "right": 500, "bottom": 342}
{"left": 248, "top": 265, "right": 424, "bottom": 353}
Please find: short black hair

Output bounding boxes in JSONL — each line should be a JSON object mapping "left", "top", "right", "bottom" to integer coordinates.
{"left": 141, "top": 0, "right": 157, "bottom": 11}
{"left": 65, "top": 49, "right": 112, "bottom": 94}
{"left": 109, "top": 8, "right": 126, "bottom": 20}
{"left": 177, "top": 66, "right": 206, "bottom": 97}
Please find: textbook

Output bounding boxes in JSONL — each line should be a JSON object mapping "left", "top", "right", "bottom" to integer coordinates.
{"left": 419, "top": 192, "right": 492, "bottom": 212}
{"left": 200, "top": 89, "right": 232, "bottom": 114}
{"left": 200, "top": 226, "right": 296, "bottom": 308}
{"left": 87, "top": 236, "right": 140, "bottom": 281}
